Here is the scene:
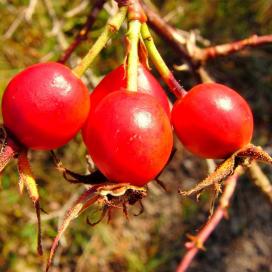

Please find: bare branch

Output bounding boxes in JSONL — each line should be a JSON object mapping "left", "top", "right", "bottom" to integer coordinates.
{"left": 3, "top": 0, "right": 38, "bottom": 39}
{"left": 142, "top": 4, "right": 272, "bottom": 67}
{"left": 248, "top": 161, "right": 272, "bottom": 203}
{"left": 42, "top": 0, "right": 68, "bottom": 50}
{"left": 177, "top": 168, "right": 242, "bottom": 272}
{"left": 142, "top": 3, "right": 201, "bottom": 82}
{"left": 196, "top": 34, "right": 272, "bottom": 61}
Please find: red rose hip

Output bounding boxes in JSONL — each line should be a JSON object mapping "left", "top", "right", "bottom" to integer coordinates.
{"left": 84, "top": 91, "right": 173, "bottom": 186}
{"left": 82, "top": 64, "right": 170, "bottom": 144}
{"left": 171, "top": 83, "right": 253, "bottom": 159}
{"left": 2, "top": 62, "right": 90, "bottom": 150}
{"left": 90, "top": 64, "right": 170, "bottom": 115}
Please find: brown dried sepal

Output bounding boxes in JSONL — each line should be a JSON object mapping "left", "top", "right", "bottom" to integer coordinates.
{"left": 0, "top": 127, "right": 21, "bottom": 172}
{"left": 46, "top": 183, "right": 147, "bottom": 272}
{"left": 17, "top": 151, "right": 43, "bottom": 255}
{"left": 0, "top": 127, "right": 42, "bottom": 255}
{"left": 179, "top": 144, "right": 272, "bottom": 197}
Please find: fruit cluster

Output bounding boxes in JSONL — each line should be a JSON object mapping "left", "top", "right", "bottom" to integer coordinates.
{"left": 2, "top": 61, "right": 253, "bottom": 187}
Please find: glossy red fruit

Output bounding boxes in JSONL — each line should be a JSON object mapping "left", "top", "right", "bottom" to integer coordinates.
{"left": 171, "top": 83, "right": 253, "bottom": 159}
{"left": 91, "top": 64, "right": 170, "bottom": 115}
{"left": 82, "top": 64, "right": 170, "bottom": 144}
{"left": 2, "top": 62, "right": 90, "bottom": 150}
{"left": 84, "top": 91, "right": 173, "bottom": 186}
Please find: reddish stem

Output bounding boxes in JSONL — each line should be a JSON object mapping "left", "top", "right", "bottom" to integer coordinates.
{"left": 142, "top": 3, "right": 201, "bottom": 82}
{"left": 160, "top": 72, "right": 186, "bottom": 98}
{"left": 177, "top": 172, "right": 240, "bottom": 272}
{"left": 58, "top": 0, "right": 106, "bottom": 64}
{"left": 142, "top": 4, "right": 272, "bottom": 71}
{"left": 198, "top": 34, "right": 272, "bottom": 61}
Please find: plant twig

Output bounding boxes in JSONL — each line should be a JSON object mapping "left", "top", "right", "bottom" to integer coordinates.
{"left": 59, "top": 0, "right": 107, "bottom": 64}
{"left": 142, "top": 4, "right": 272, "bottom": 72}
{"left": 42, "top": 0, "right": 68, "bottom": 50}
{"left": 72, "top": 6, "right": 128, "bottom": 77}
{"left": 177, "top": 168, "right": 242, "bottom": 272}
{"left": 142, "top": 3, "right": 200, "bottom": 75}
{"left": 195, "top": 34, "right": 272, "bottom": 61}
{"left": 248, "top": 161, "right": 272, "bottom": 203}
{"left": 141, "top": 23, "right": 187, "bottom": 98}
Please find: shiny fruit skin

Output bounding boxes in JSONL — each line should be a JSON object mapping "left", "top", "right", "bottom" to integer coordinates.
{"left": 2, "top": 62, "right": 90, "bottom": 150}
{"left": 84, "top": 91, "right": 173, "bottom": 186}
{"left": 171, "top": 83, "right": 253, "bottom": 159}
{"left": 90, "top": 64, "right": 170, "bottom": 115}
{"left": 82, "top": 64, "right": 170, "bottom": 143}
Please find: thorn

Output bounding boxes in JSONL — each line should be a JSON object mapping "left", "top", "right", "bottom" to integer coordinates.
{"left": 186, "top": 234, "right": 206, "bottom": 251}
{"left": 134, "top": 200, "right": 144, "bottom": 216}
{"left": 173, "top": 63, "right": 190, "bottom": 71}
{"left": 196, "top": 193, "right": 201, "bottom": 202}
{"left": 155, "top": 178, "right": 168, "bottom": 192}
{"left": 214, "top": 182, "right": 222, "bottom": 194}
{"left": 40, "top": 206, "right": 48, "bottom": 215}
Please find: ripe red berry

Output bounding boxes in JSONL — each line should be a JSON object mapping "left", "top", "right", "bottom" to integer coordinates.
{"left": 171, "top": 83, "right": 253, "bottom": 159}
{"left": 91, "top": 64, "right": 170, "bottom": 115}
{"left": 2, "top": 62, "right": 90, "bottom": 150}
{"left": 82, "top": 64, "right": 170, "bottom": 143}
{"left": 84, "top": 91, "right": 173, "bottom": 186}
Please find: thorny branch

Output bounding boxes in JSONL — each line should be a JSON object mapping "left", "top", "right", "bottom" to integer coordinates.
{"left": 177, "top": 169, "right": 242, "bottom": 272}
{"left": 142, "top": 3, "right": 200, "bottom": 72}
{"left": 195, "top": 34, "right": 272, "bottom": 62}
{"left": 143, "top": 4, "right": 272, "bottom": 66}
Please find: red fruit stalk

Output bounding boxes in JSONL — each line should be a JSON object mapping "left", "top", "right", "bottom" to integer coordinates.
{"left": 171, "top": 83, "right": 253, "bottom": 159}
{"left": 84, "top": 91, "right": 173, "bottom": 186}
{"left": 2, "top": 62, "right": 90, "bottom": 150}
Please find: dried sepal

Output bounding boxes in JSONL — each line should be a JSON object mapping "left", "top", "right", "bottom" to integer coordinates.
{"left": 0, "top": 138, "right": 19, "bottom": 172}
{"left": 179, "top": 144, "right": 272, "bottom": 196}
{"left": 46, "top": 186, "right": 100, "bottom": 272}
{"left": 46, "top": 183, "right": 147, "bottom": 271}
{"left": 17, "top": 150, "right": 43, "bottom": 256}
{"left": 237, "top": 144, "right": 272, "bottom": 164}
{"left": 51, "top": 151, "right": 107, "bottom": 185}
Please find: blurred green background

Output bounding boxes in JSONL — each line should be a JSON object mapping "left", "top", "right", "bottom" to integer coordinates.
{"left": 0, "top": 0, "right": 272, "bottom": 271}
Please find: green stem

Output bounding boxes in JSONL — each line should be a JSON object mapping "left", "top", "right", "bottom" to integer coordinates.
{"left": 141, "top": 23, "right": 187, "bottom": 98}
{"left": 73, "top": 6, "right": 128, "bottom": 77}
{"left": 126, "top": 20, "right": 141, "bottom": 92}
